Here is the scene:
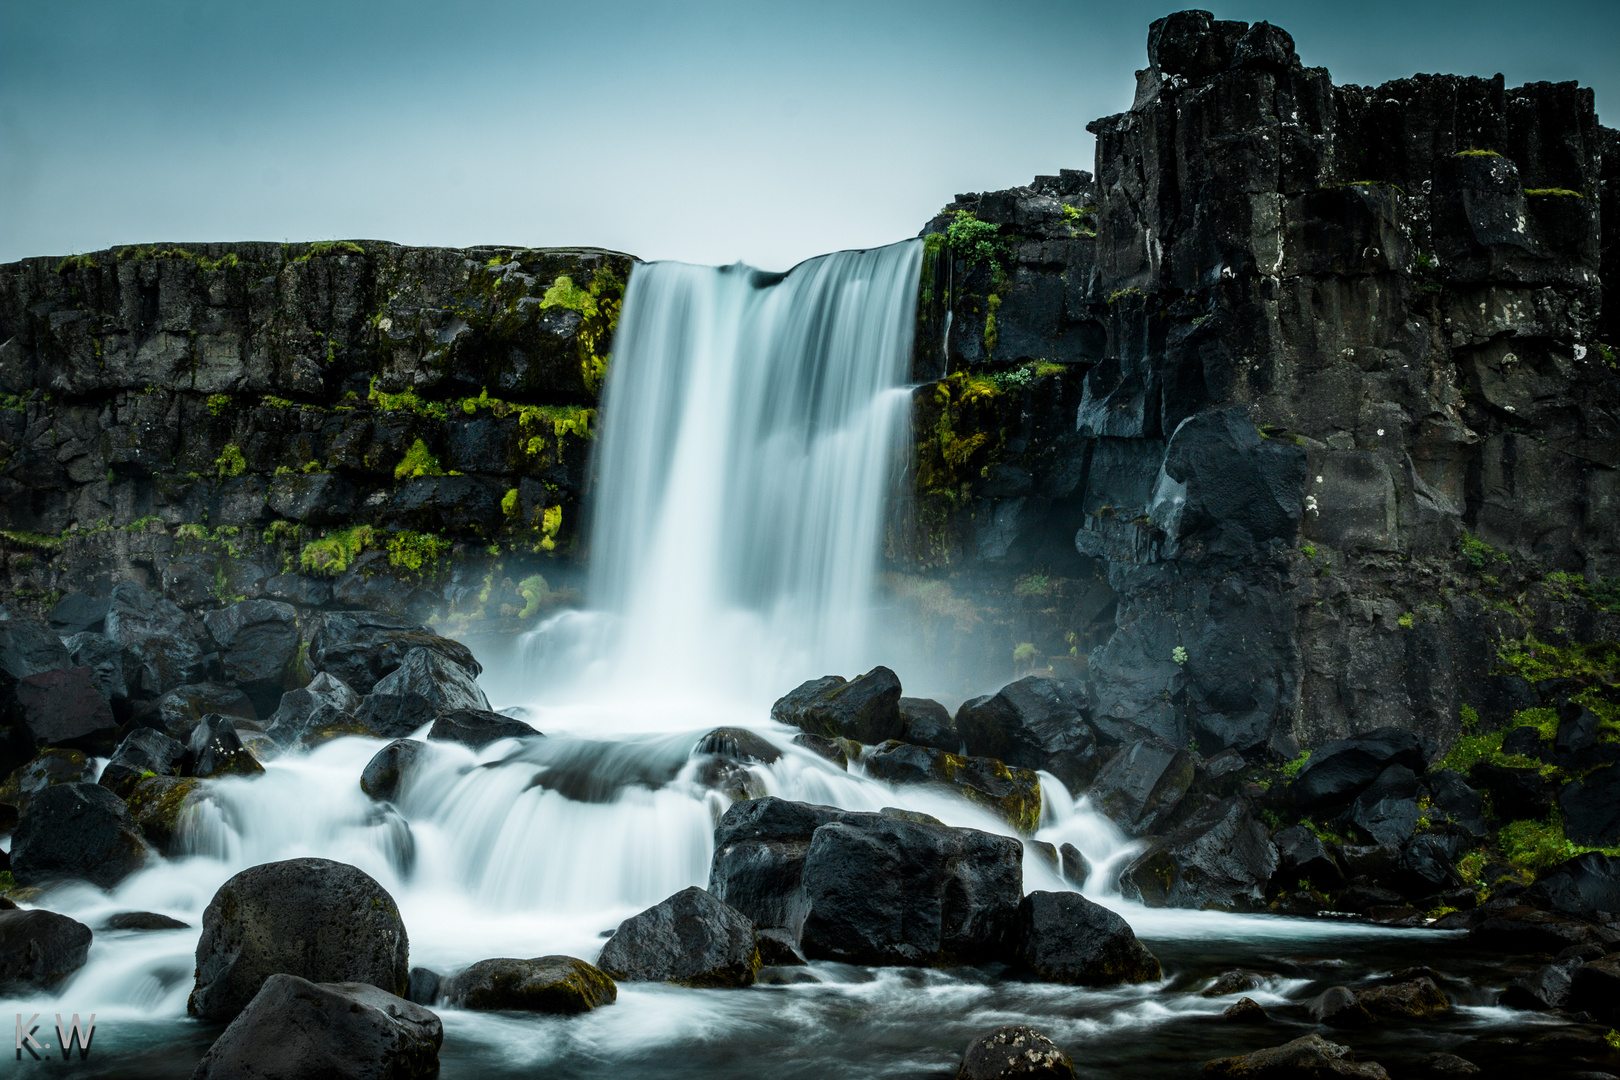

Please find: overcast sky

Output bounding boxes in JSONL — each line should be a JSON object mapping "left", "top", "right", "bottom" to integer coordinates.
{"left": 3, "top": 0, "right": 1616, "bottom": 271}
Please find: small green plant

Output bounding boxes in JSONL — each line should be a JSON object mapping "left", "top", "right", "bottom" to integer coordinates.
{"left": 1398, "top": 612, "right": 1415, "bottom": 629}
{"left": 1454, "top": 148, "right": 1502, "bottom": 158}
{"left": 501, "top": 488, "right": 520, "bottom": 517}
{"left": 1300, "top": 544, "right": 1317, "bottom": 560}
{"left": 214, "top": 444, "right": 247, "bottom": 479}
{"left": 1607, "top": 1029, "right": 1620, "bottom": 1052}
{"left": 394, "top": 439, "right": 445, "bottom": 481}
{"left": 1013, "top": 642, "right": 1040, "bottom": 665}
{"left": 299, "top": 525, "right": 376, "bottom": 576}
{"left": 1171, "top": 645, "right": 1188, "bottom": 666}
{"left": 1013, "top": 573, "right": 1053, "bottom": 597}
{"left": 1107, "top": 286, "right": 1144, "bottom": 305}
{"left": 1524, "top": 188, "right": 1585, "bottom": 198}
{"left": 1499, "top": 817, "right": 1577, "bottom": 874}
{"left": 385, "top": 531, "right": 449, "bottom": 574}
{"left": 1460, "top": 703, "right": 1480, "bottom": 732}
{"left": 945, "top": 210, "right": 1009, "bottom": 268}
{"left": 206, "top": 393, "right": 232, "bottom": 416}
{"left": 1457, "top": 850, "right": 1487, "bottom": 885}
{"left": 517, "top": 574, "right": 550, "bottom": 619}
{"left": 1460, "top": 531, "right": 1508, "bottom": 571}
{"left": 1282, "top": 751, "right": 1311, "bottom": 779}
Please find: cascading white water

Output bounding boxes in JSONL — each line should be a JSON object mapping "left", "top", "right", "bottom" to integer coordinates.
{"left": 0, "top": 242, "right": 1441, "bottom": 1077}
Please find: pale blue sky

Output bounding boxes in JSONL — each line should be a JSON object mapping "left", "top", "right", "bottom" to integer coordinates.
{"left": 3, "top": 1, "right": 1616, "bottom": 269}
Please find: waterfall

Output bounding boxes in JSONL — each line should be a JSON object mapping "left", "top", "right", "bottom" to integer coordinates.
{"left": 511, "top": 242, "right": 922, "bottom": 712}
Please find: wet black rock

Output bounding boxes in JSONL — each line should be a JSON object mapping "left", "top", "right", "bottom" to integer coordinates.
{"left": 7, "top": 667, "right": 119, "bottom": 761}
{"left": 1425, "top": 770, "right": 1487, "bottom": 838}
{"left": 189, "top": 857, "right": 410, "bottom": 1022}
{"left": 1356, "top": 976, "right": 1450, "bottom": 1019}
{"left": 1558, "top": 766, "right": 1620, "bottom": 847}
{"left": 770, "top": 667, "right": 903, "bottom": 744}
{"left": 1468, "top": 762, "right": 1554, "bottom": 821}
{"left": 899, "top": 696, "right": 961, "bottom": 753}
{"left": 353, "top": 647, "right": 490, "bottom": 739}
{"left": 1415, "top": 1053, "right": 1480, "bottom": 1076}
{"left": 863, "top": 741, "right": 1042, "bottom": 833}
{"left": 1203, "top": 1034, "right": 1388, "bottom": 1079}
{"left": 439, "top": 956, "right": 616, "bottom": 1014}
{"left": 406, "top": 966, "right": 441, "bottom": 1006}
{"left": 191, "top": 974, "right": 442, "bottom": 1080}
{"left": 265, "top": 573, "right": 333, "bottom": 607}
{"left": 1469, "top": 906, "right": 1620, "bottom": 953}
{"left": 694, "top": 727, "right": 780, "bottom": 764}
{"left": 11, "top": 781, "right": 149, "bottom": 888}
{"left": 1568, "top": 958, "right": 1620, "bottom": 1024}
{"left": 104, "top": 582, "right": 209, "bottom": 696}
{"left": 1271, "top": 825, "right": 1345, "bottom": 892}
{"left": 186, "top": 714, "right": 265, "bottom": 779}
{"left": 1223, "top": 997, "right": 1269, "bottom": 1021}
{"left": 99, "top": 727, "right": 186, "bottom": 800}
{"left": 1526, "top": 852, "right": 1620, "bottom": 918}
{"left": 360, "top": 739, "right": 425, "bottom": 803}
{"left": 0, "top": 909, "right": 93, "bottom": 992}
{"left": 0, "top": 605, "right": 73, "bottom": 686}
{"left": 64, "top": 632, "right": 137, "bottom": 719}
{"left": 428, "top": 708, "right": 539, "bottom": 749}
{"left": 1203, "top": 970, "right": 1264, "bottom": 997}
{"left": 1121, "top": 797, "right": 1277, "bottom": 910}
{"left": 1556, "top": 702, "right": 1602, "bottom": 759}
{"left": 265, "top": 671, "right": 362, "bottom": 746}
{"left": 1500, "top": 959, "right": 1577, "bottom": 1010}
{"left": 268, "top": 470, "right": 360, "bottom": 525}
{"left": 957, "top": 1025, "right": 1074, "bottom": 1080}
{"left": 707, "top": 798, "right": 848, "bottom": 936}
{"left": 597, "top": 886, "right": 761, "bottom": 987}
{"left": 146, "top": 681, "right": 258, "bottom": 741}
{"left": 791, "top": 732, "right": 848, "bottom": 768}
{"left": 1346, "top": 764, "right": 1422, "bottom": 846}
{"left": 308, "top": 611, "right": 481, "bottom": 695}
{"left": 799, "top": 809, "right": 1022, "bottom": 966}
{"left": 755, "top": 928, "right": 804, "bottom": 966}
{"left": 1087, "top": 739, "right": 1194, "bottom": 836}
{"left": 1053, "top": 844, "right": 1089, "bottom": 891}
{"left": 1290, "top": 728, "right": 1427, "bottom": 810}
{"left": 125, "top": 775, "right": 201, "bottom": 852}
{"left": 1307, "top": 985, "right": 1374, "bottom": 1027}
{"left": 955, "top": 677, "right": 1096, "bottom": 791}
{"left": 1011, "top": 890, "right": 1160, "bottom": 986}
{"left": 104, "top": 911, "right": 189, "bottom": 931}
{"left": 48, "top": 593, "right": 109, "bottom": 635}
{"left": 201, "top": 598, "right": 300, "bottom": 715}
{"left": 1395, "top": 834, "right": 1462, "bottom": 899}
{"left": 0, "top": 748, "right": 93, "bottom": 820}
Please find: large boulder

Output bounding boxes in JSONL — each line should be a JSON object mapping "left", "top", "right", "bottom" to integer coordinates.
{"left": 186, "top": 714, "right": 265, "bottom": 779}
{"left": 1203, "top": 1034, "right": 1389, "bottom": 1078}
{"left": 1558, "top": 765, "right": 1620, "bottom": 847}
{"left": 125, "top": 775, "right": 201, "bottom": 853}
{"left": 596, "top": 886, "right": 761, "bottom": 987}
{"left": 99, "top": 727, "right": 186, "bottom": 800}
{"left": 104, "top": 582, "right": 210, "bottom": 696}
{"left": 191, "top": 974, "right": 442, "bottom": 1080}
{"left": 1289, "top": 727, "right": 1427, "bottom": 810}
{"left": 0, "top": 607, "right": 77, "bottom": 772}
{"left": 63, "top": 632, "right": 138, "bottom": 721}
{"left": 265, "top": 671, "right": 362, "bottom": 746}
{"left": 1568, "top": 958, "right": 1620, "bottom": 1024}
{"left": 8, "top": 667, "right": 120, "bottom": 758}
{"left": 0, "top": 909, "right": 93, "bottom": 992}
{"left": 188, "top": 858, "right": 411, "bottom": 1022}
{"left": 0, "top": 748, "right": 93, "bottom": 822}
{"left": 899, "top": 696, "right": 961, "bottom": 753}
{"left": 146, "top": 681, "right": 258, "bottom": 741}
{"left": 1120, "top": 797, "right": 1277, "bottom": 911}
{"left": 1469, "top": 762, "right": 1555, "bottom": 821}
{"left": 201, "top": 599, "right": 300, "bottom": 714}
{"left": 428, "top": 708, "right": 539, "bottom": 749}
{"left": 708, "top": 797, "right": 848, "bottom": 937}
{"left": 439, "top": 956, "right": 616, "bottom": 1014}
{"left": 1087, "top": 739, "right": 1194, "bottom": 835}
{"left": 1499, "top": 960, "right": 1577, "bottom": 1011}
{"left": 308, "top": 612, "right": 480, "bottom": 695}
{"left": 1270, "top": 825, "right": 1345, "bottom": 892}
{"left": 1525, "top": 852, "right": 1620, "bottom": 918}
{"left": 955, "top": 677, "right": 1097, "bottom": 791}
{"left": 863, "top": 741, "right": 1042, "bottom": 833}
{"left": 10, "top": 782, "right": 149, "bottom": 888}
{"left": 1011, "top": 891, "right": 1161, "bottom": 986}
{"left": 48, "top": 593, "right": 110, "bottom": 636}
{"left": 1425, "top": 770, "right": 1487, "bottom": 838}
{"left": 957, "top": 1025, "right": 1074, "bottom": 1080}
{"left": 770, "top": 667, "right": 903, "bottom": 744}
{"left": 1345, "top": 764, "right": 1422, "bottom": 846}
{"left": 361, "top": 740, "right": 425, "bottom": 803}
{"left": 1355, "top": 976, "right": 1450, "bottom": 1019}
{"left": 353, "top": 647, "right": 490, "bottom": 740}
{"left": 799, "top": 809, "right": 1023, "bottom": 966}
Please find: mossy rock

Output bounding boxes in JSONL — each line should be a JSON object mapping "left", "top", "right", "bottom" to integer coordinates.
{"left": 864, "top": 741, "right": 1042, "bottom": 834}
{"left": 0, "top": 748, "right": 92, "bottom": 819}
{"left": 126, "top": 775, "right": 201, "bottom": 853}
{"left": 440, "top": 955, "right": 617, "bottom": 1014}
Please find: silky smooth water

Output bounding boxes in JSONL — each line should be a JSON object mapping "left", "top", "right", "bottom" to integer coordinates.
{"left": 0, "top": 244, "right": 1570, "bottom": 1078}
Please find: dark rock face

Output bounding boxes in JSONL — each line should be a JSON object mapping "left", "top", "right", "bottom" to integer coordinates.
{"left": 1271, "top": 825, "right": 1345, "bottom": 892}
{"left": 1568, "top": 958, "right": 1620, "bottom": 1023}
{"left": 11, "top": 781, "right": 149, "bottom": 888}
{"left": 957, "top": 1025, "right": 1074, "bottom": 1080}
{"left": 1525, "top": 852, "right": 1620, "bottom": 918}
{"left": 1470, "top": 762, "right": 1555, "bottom": 821}
{"left": 309, "top": 612, "right": 482, "bottom": 696}
{"left": 1500, "top": 959, "right": 1577, "bottom": 1010}
{"left": 405, "top": 966, "right": 441, "bottom": 1006}
{"left": 63, "top": 632, "right": 137, "bottom": 720}
{"left": 201, "top": 598, "right": 300, "bottom": 714}
{"left": 1345, "top": 764, "right": 1422, "bottom": 845}
{"left": 1558, "top": 765, "right": 1620, "bottom": 847}
{"left": 1087, "top": 739, "right": 1194, "bottom": 835}
{"left": 191, "top": 974, "right": 443, "bottom": 1080}
{"left": 353, "top": 646, "right": 490, "bottom": 739}
{"left": 799, "top": 811, "right": 1022, "bottom": 966}
{"left": 99, "top": 727, "right": 186, "bottom": 799}
{"left": 955, "top": 677, "right": 1096, "bottom": 791}
{"left": 147, "top": 681, "right": 257, "bottom": 741}
{"left": 49, "top": 593, "right": 109, "bottom": 635}
{"left": 1291, "top": 729, "right": 1428, "bottom": 811}
{"left": 266, "top": 671, "right": 362, "bottom": 746}
{"left": 0, "top": 909, "right": 93, "bottom": 992}
{"left": 9, "top": 667, "right": 119, "bottom": 758}
{"left": 439, "top": 956, "right": 616, "bottom": 1014}
{"left": 104, "top": 582, "right": 209, "bottom": 697}
{"left": 863, "top": 741, "right": 1042, "bottom": 833}
{"left": 362, "top": 740, "right": 425, "bottom": 804}
{"left": 770, "top": 667, "right": 903, "bottom": 744}
{"left": 899, "top": 697, "right": 960, "bottom": 753}
{"left": 1011, "top": 891, "right": 1160, "bottom": 986}
{"left": 1120, "top": 797, "right": 1277, "bottom": 910}
{"left": 0, "top": 747, "right": 93, "bottom": 818}
{"left": 707, "top": 798, "right": 848, "bottom": 936}
{"left": 596, "top": 886, "right": 761, "bottom": 987}
{"left": 428, "top": 708, "right": 539, "bottom": 748}
{"left": 188, "top": 857, "right": 410, "bottom": 1022}
{"left": 186, "top": 714, "right": 264, "bottom": 779}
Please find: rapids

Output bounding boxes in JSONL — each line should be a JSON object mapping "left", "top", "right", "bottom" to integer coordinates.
{"left": 0, "top": 243, "right": 1543, "bottom": 1077}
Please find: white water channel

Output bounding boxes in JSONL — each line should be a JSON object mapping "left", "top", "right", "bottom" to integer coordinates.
{"left": 0, "top": 242, "right": 1442, "bottom": 1077}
